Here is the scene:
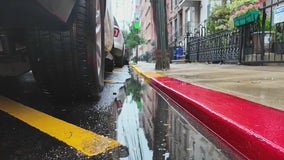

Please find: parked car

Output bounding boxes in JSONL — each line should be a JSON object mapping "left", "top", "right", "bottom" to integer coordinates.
{"left": 111, "top": 17, "right": 126, "bottom": 68}
{"left": 0, "top": 0, "right": 114, "bottom": 98}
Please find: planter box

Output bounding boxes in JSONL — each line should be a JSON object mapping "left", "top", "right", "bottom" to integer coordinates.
{"left": 233, "top": 10, "right": 260, "bottom": 27}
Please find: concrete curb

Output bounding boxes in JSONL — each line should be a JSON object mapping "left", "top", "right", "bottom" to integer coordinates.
{"left": 130, "top": 64, "right": 284, "bottom": 160}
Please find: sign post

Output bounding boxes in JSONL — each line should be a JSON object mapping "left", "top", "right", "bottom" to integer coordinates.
{"left": 134, "top": 21, "right": 140, "bottom": 63}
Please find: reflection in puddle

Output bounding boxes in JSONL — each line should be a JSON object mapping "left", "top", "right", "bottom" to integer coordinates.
{"left": 117, "top": 95, "right": 153, "bottom": 160}
{"left": 116, "top": 73, "right": 238, "bottom": 160}
{"left": 117, "top": 74, "right": 152, "bottom": 159}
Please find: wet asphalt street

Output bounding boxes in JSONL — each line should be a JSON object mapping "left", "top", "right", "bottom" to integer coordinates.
{"left": 0, "top": 66, "right": 131, "bottom": 160}
{"left": 0, "top": 64, "right": 239, "bottom": 160}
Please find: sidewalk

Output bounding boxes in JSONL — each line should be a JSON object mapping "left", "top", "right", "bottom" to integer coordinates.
{"left": 130, "top": 61, "right": 284, "bottom": 159}
{"left": 133, "top": 61, "right": 284, "bottom": 111}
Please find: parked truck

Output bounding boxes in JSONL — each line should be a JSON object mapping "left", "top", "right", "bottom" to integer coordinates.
{"left": 0, "top": 0, "right": 114, "bottom": 97}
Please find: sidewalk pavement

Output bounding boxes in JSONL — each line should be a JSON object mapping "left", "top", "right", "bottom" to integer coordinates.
{"left": 130, "top": 61, "right": 284, "bottom": 159}
{"left": 132, "top": 61, "right": 284, "bottom": 111}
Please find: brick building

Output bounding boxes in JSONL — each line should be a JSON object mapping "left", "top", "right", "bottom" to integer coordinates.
{"left": 137, "top": 0, "right": 221, "bottom": 59}
{"left": 137, "top": 0, "right": 157, "bottom": 61}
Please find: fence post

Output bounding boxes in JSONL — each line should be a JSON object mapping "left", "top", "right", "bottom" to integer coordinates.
{"left": 186, "top": 32, "right": 190, "bottom": 62}
{"left": 260, "top": 2, "right": 266, "bottom": 64}
{"left": 239, "top": 26, "right": 245, "bottom": 64}
{"left": 197, "top": 38, "right": 200, "bottom": 61}
{"left": 174, "top": 38, "right": 177, "bottom": 60}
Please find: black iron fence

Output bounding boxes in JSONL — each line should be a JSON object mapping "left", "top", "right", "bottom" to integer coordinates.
{"left": 187, "top": 29, "right": 241, "bottom": 63}
{"left": 241, "top": 0, "right": 284, "bottom": 64}
{"left": 185, "top": 0, "right": 284, "bottom": 65}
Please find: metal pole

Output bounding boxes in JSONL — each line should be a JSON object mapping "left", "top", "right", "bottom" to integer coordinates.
{"left": 136, "top": 45, "right": 138, "bottom": 63}
{"left": 135, "top": 28, "right": 138, "bottom": 64}
{"left": 186, "top": 32, "right": 189, "bottom": 61}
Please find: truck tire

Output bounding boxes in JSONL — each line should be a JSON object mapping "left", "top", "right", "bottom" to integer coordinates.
{"left": 105, "top": 58, "right": 114, "bottom": 72}
{"left": 28, "top": 0, "right": 105, "bottom": 98}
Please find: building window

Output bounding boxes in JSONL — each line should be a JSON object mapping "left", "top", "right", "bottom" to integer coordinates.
{"left": 207, "top": 3, "right": 210, "bottom": 17}
{"left": 186, "top": 9, "right": 190, "bottom": 22}
{"left": 170, "top": 21, "right": 174, "bottom": 42}
{"left": 174, "top": 19, "right": 178, "bottom": 38}
{"left": 146, "top": 22, "right": 151, "bottom": 31}
{"left": 145, "top": 6, "right": 150, "bottom": 17}
{"left": 179, "top": 11, "right": 183, "bottom": 36}
{"left": 186, "top": 9, "right": 190, "bottom": 32}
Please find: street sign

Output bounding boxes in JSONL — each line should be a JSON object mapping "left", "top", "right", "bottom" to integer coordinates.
{"left": 274, "top": 4, "right": 284, "bottom": 24}
{"left": 134, "top": 21, "right": 140, "bottom": 29}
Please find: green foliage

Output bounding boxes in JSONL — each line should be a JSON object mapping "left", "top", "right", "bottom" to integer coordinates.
{"left": 227, "top": 0, "right": 258, "bottom": 11}
{"left": 207, "top": 5, "right": 231, "bottom": 32}
{"left": 126, "top": 76, "right": 145, "bottom": 103}
{"left": 276, "top": 32, "right": 284, "bottom": 43}
{"left": 207, "top": 0, "right": 260, "bottom": 32}
{"left": 275, "top": 23, "right": 284, "bottom": 43}
{"left": 228, "top": 0, "right": 260, "bottom": 28}
{"left": 255, "top": 14, "right": 274, "bottom": 31}
{"left": 124, "top": 23, "right": 146, "bottom": 49}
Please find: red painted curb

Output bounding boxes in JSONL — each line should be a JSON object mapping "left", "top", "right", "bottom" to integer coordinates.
{"left": 150, "top": 76, "right": 284, "bottom": 160}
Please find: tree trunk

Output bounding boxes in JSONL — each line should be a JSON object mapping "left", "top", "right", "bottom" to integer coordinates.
{"left": 151, "top": 0, "right": 170, "bottom": 70}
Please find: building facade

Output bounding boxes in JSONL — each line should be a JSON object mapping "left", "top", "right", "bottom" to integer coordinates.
{"left": 136, "top": 0, "right": 222, "bottom": 59}
{"left": 137, "top": 0, "right": 156, "bottom": 61}
{"left": 112, "top": 0, "right": 136, "bottom": 31}
{"left": 168, "top": 0, "right": 222, "bottom": 51}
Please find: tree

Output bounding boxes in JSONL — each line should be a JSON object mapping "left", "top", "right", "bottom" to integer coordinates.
{"left": 207, "top": 5, "right": 231, "bottom": 32}
{"left": 124, "top": 22, "right": 145, "bottom": 63}
{"left": 151, "top": 0, "right": 170, "bottom": 70}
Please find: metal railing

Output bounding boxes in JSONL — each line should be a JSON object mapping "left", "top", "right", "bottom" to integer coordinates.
{"left": 184, "top": 0, "right": 284, "bottom": 65}
{"left": 187, "top": 29, "right": 241, "bottom": 63}
{"left": 241, "top": 0, "right": 284, "bottom": 64}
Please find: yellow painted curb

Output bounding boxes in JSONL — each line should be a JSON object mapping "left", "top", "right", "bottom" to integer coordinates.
{"left": 0, "top": 96, "right": 121, "bottom": 156}
{"left": 129, "top": 64, "right": 163, "bottom": 83}
{"left": 104, "top": 79, "right": 114, "bottom": 83}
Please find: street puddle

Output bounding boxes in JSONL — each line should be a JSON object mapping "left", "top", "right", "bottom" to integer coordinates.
{"left": 114, "top": 72, "right": 243, "bottom": 160}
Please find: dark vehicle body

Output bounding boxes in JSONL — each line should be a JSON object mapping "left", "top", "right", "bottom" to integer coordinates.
{"left": 0, "top": 0, "right": 76, "bottom": 29}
